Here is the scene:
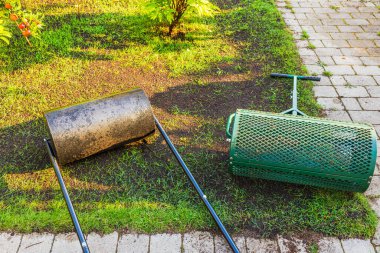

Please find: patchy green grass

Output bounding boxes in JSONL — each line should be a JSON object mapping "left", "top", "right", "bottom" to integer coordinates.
{"left": 0, "top": 0, "right": 377, "bottom": 238}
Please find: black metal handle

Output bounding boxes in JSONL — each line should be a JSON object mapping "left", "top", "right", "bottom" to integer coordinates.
{"left": 154, "top": 117, "right": 240, "bottom": 253}
{"left": 270, "top": 73, "right": 321, "bottom": 81}
{"left": 44, "top": 139, "right": 90, "bottom": 253}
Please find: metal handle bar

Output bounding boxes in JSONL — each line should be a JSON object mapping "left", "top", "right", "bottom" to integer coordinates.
{"left": 154, "top": 116, "right": 240, "bottom": 253}
{"left": 270, "top": 73, "right": 321, "bottom": 81}
{"left": 44, "top": 139, "right": 90, "bottom": 253}
{"left": 44, "top": 117, "right": 240, "bottom": 253}
{"left": 226, "top": 113, "right": 235, "bottom": 139}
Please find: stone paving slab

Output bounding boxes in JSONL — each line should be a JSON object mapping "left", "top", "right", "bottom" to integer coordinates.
{"left": 349, "top": 111, "right": 380, "bottom": 124}
{"left": 150, "top": 233, "right": 181, "bottom": 253}
{"left": 370, "top": 197, "right": 380, "bottom": 217}
{"left": 87, "top": 232, "right": 118, "bottom": 253}
{"left": 317, "top": 98, "right": 344, "bottom": 110}
{"left": 365, "top": 176, "right": 380, "bottom": 197}
{"left": 329, "top": 76, "right": 346, "bottom": 86}
{"left": 183, "top": 232, "right": 214, "bottom": 253}
{"left": 117, "top": 233, "right": 149, "bottom": 253}
{"left": 367, "top": 87, "right": 380, "bottom": 98}
{"left": 318, "top": 237, "right": 344, "bottom": 253}
{"left": 246, "top": 237, "right": 279, "bottom": 253}
{"left": 18, "top": 233, "right": 54, "bottom": 253}
{"left": 51, "top": 233, "right": 82, "bottom": 253}
{"left": 335, "top": 86, "right": 369, "bottom": 97}
{"left": 0, "top": 233, "right": 22, "bottom": 253}
{"left": 341, "top": 239, "right": 376, "bottom": 253}
{"left": 359, "top": 98, "right": 380, "bottom": 110}
{"left": 373, "top": 223, "right": 380, "bottom": 246}
{"left": 325, "top": 110, "right": 351, "bottom": 121}
{"left": 277, "top": 236, "right": 307, "bottom": 253}
{"left": 313, "top": 86, "right": 338, "bottom": 97}
{"left": 214, "top": 236, "right": 246, "bottom": 253}
{"left": 375, "top": 125, "right": 380, "bottom": 139}
{"left": 345, "top": 76, "right": 377, "bottom": 86}
{"left": 341, "top": 98, "right": 361, "bottom": 110}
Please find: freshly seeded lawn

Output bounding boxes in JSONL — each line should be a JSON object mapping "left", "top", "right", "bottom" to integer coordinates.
{"left": 0, "top": 0, "right": 376, "bottom": 239}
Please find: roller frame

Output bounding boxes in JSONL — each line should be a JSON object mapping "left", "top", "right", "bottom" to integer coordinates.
{"left": 44, "top": 139, "right": 90, "bottom": 253}
{"left": 44, "top": 111, "right": 240, "bottom": 253}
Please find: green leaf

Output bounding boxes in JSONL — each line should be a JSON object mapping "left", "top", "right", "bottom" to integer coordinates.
{"left": 0, "top": 36, "right": 10, "bottom": 45}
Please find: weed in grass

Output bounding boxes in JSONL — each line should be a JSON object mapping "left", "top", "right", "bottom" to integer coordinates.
{"left": 216, "top": 67, "right": 224, "bottom": 76}
{"left": 307, "top": 43, "right": 316, "bottom": 50}
{"left": 301, "top": 30, "right": 309, "bottom": 40}
{"left": 330, "top": 5, "right": 340, "bottom": 10}
{"left": 317, "top": 61, "right": 326, "bottom": 67}
{"left": 309, "top": 243, "right": 319, "bottom": 253}
{"left": 170, "top": 105, "right": 192, "bottom": 116}
{"left": 285, "top": 1, "right": 292, "bottom": 9}
{"left": 284, "top": 0, "right": 294, "bottom": 13}
{"left": 345, "top": 82, "right": 353, "bottom": 88}
{"left": 322, "top": 71, "right": 333, "bottom": 77}
{"left": 193, "top": 78, "right": 206, "bottom": 86}
{"left": 233, "top": 64, "right": 244, "bottom": 72}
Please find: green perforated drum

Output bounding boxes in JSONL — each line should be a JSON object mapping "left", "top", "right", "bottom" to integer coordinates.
{"left": 226, "top": 109, "right": 377, "bottom": 192}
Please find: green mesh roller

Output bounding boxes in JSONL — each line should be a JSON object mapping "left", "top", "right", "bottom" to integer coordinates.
{"left": 226, "top": 74, "right": 377, "bottom": 192}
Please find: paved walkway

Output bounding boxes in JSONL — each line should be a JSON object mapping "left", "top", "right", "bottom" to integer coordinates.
{"left": 1, "top": 0, "right": 380, "bottom": 252}
{"left": 275, "top": 0, "right": 380, "bottom": 252}
{"left": 1, "top": 231, "right": 379, "bottom": 253}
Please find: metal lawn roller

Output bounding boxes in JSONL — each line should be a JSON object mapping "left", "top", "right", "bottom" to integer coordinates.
{"left": 226, "top": 73, "right": 377, "bottom": 192}
{"left": 44, "top": 89, "right": 240, "bottom": 253}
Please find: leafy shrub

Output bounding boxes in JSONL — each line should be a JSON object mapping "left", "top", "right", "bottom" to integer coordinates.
{"left": 146, "top": 0, "right": 219, "bottom": 36}
{"left": 0, "top": 19, "right": 11, "bottom": 44}
{"left": 0, "top": 0, "right": 43, "bottom": 46}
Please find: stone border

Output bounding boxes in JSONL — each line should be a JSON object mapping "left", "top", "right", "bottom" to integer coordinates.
{"left": 1, "top": 232, "right": 378, "bottom": 253}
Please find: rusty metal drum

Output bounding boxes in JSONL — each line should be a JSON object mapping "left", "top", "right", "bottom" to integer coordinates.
{"left": 44, "top": 88, "right": 155, "bottom": 165}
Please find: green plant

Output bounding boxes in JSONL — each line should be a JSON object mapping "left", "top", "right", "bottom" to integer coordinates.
{"left": 345, "top": 82, "right": 353, "bottom": 88}
{"left": 309, "top": 243, "right": 319, "bottom": 253}
{"left": 284, "top": 0, "right": 294, "bottom": 13}
{"left": 307, "top": 42, "right": 316, "bottom": 49}
{"left": 330, "top": 5, "right": 339, "bottom": 10}
{"left": 322, "top": 70, "right": 333, "bottom": 77}
{"left": 301, "top": 30, "right": 309, "bottom": 40}
{"left": 146, "top": 0, "right": 219, "bottom": 36}
{"left": 0, "top": 19, "right": 11, "bottom": 44}
{"left": 317, "top": 61, "right": 326, "bottom": 67}
{"left": 0, "top": 0, "right": 43, "bottom": 46}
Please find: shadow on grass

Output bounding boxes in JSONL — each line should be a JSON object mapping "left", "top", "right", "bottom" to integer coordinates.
{"left": 0, "top": 118, "right": 50, "bottom": 174}
{"left": 151, "top": 78, "right": 294, "bottom": 120}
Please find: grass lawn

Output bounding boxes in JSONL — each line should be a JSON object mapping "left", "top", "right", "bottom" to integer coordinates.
{"left": 0, "top": 0, "right": 377, "bottom": 239}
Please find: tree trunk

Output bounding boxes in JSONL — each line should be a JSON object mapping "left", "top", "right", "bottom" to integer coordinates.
{"left": 168, "top": 0, "right": 187, "bottom": 36}
{"left": 168, "top": 20, "right": 178, "bottom": 36}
